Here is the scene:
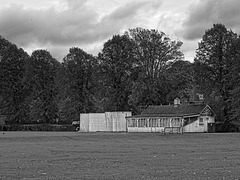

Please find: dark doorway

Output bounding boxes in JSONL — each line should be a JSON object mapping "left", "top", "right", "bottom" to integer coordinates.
{"left": 208, "top": 123, "right": 215, "bottom": 133}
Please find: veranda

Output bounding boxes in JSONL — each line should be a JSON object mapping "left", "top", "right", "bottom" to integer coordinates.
{"left": 126, "top": 117, "right": 183, "bottom": 133}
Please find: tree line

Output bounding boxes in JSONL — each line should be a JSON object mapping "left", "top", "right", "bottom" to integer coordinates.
{"left": 1, "top": 24, "right": 240, "bottom": 131}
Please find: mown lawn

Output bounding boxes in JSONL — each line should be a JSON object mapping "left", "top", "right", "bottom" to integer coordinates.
{"left": 1, "top": 132, "right": 240, "bottom": 180}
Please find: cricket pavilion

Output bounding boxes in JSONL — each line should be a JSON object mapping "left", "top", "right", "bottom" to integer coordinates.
{"left": 126, "top": 98, "right": 215, "bottom": 133}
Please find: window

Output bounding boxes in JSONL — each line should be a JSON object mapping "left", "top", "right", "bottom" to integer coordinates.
{"left": 160, "top": 118, "right": 164, "bottom": 127}
{"left": 199, "top": 94, "right": 204, "bottom": 100}
{"left": 157, "top": 119, "right": 160, "bottom": 127}
{"left": 153, "top": 119, "right": 157, "bottom": 127}
{"left": 128, "top": 119, "right": 137, "bottom": 127}
{"left": 149, "top": 118, "right": 153, "bottom": 127}
{"left": 163, "top": 118, "right": 167, "bottom": 127}
{"left": 172, "top": 118, "right": 181, "bottom": 127}
{"left": 149, "top": 118, "right": 160, "bottom": 127}
{"left": 138, "top": 119, "right": 147, "bottom": 127}
{"left": 199, "top": 118, "right": 204, "bottom": 125}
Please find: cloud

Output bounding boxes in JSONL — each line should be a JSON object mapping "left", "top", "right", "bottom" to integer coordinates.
{"left": 0, "top": 2, "right": 99, "bottom": 46}
{"left": 157, "top": 12, "right": 185, "bottom": 38}
{"left": 0, "top": 0, "right": 163, "bottom": 60}
{"left": 109, "top": 1, "right": 147, "bottom": 20}
{"left": 182, "top": 0, "right": 240, "bottom": 40}
{"left": 100, "top": 0, "right": 163, "bottom": 32}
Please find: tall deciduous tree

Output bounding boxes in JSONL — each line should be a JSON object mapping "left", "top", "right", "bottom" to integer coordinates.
{"left": 0, "top": 36, "right": 29, "bottom": 124}
{"left": 166, "top": 60, "right": 194, "bottom": 103}
{"left": 61, "top": 47, "right": 97, "bottom": 122}
{"left": 25, "top": 50, "right": 59, "bottom": 123}
{"left": 98, "top": 34, "right": 136, "bottom": 111}
{"left": 194, "top": 24, "right": 238, "bottom": 124}
{"left": 227, "top": 37, "right": 240, "bottom": 125}
{"left": 126, "top": 28, "right": 184, "bottom": 108}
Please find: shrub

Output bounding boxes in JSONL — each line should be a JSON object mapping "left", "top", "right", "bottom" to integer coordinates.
{"left": 0, "top": 124, "right": 76, "bottom": 131}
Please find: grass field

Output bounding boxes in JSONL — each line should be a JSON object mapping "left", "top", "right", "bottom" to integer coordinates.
{"left": 1, "top": 132, "right": 240, "bottom": 180}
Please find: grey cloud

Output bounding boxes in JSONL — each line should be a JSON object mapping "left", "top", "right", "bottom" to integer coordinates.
{"left": 99, "top": 1, "right": 151, "bottom": 34}
{"left": 110, "top": 1, "right": 147, "bottom": 20}
{"left": 182, "top": 0, "right": 240, "bottom": 40}
{"left": 66, "top": 0, "right": 88, "bottom": 10}
{"left": 100, "top": 0, "right": 163, "bottom": 34}
{"left": 0, "top": 3, "right": 99, "bottom": 46}
{"left": 0, "top": 0, "right": 162, "bottom": 59}
{"left": 110, "top": 0, "right": 162, "bottom": 20}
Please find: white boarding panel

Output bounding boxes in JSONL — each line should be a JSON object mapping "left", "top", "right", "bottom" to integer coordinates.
{"left": 112, "top": 112, "right": 118, "bottom": 132}
{"left": 105, "top": 112, "right": 113, "bottom": 132}
{"left": 80, "top": 114, "right": 89, "bottom": 132}
{"left": 96, "top": 113, "right": 106, "bottom": 131}
{"left": 89, "top": 113, "right": 105, "bottom": 132}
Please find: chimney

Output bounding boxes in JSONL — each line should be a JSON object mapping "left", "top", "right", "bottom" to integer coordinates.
{"left": 174, "top": 98, "right": 180, "bottom": 107}
{"left": 196, "top": 93, "right": 204, "bottom": 101}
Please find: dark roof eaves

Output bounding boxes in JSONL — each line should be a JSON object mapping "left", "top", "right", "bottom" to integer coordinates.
{"left": 126, "top": 113, "right": 200, "bottom": 119}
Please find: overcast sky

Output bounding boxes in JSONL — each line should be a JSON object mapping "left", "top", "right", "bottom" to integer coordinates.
{"left": 1, "top": 0, "right": 240, "bottom": 61}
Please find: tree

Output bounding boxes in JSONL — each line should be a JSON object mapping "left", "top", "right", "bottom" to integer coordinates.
{"left": 61, "top": 47, "right": 97, "bottom": 122}
{"left": 98, "top": 34, "right": 137, "bottom": 111}
{"left": 126, "top": 28, "right": 184, "bottom": 108}
{"left": 0, "top": 36, "right": 29, "bottom": 124}
{"left": 166, "top": 60, "right": 194, "bottom": 103}
{"left": 227, "top": 37, "right": 240, "bottom": 126}
{"left": 0, "top": 35, "right": 13, "bottom": 52}
{"left": 25, "top": 50, "right": 59, "bottom": 124}
{"left": 194, "top": 24, "right": 238, "bottom": 124}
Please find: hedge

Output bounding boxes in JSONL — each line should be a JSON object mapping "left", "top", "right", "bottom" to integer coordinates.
{"left": 0, "top": 124, "right": 77, "bottom": 131}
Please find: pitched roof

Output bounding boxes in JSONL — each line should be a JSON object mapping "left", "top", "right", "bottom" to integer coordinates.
{"left": 130, "top": 104, "right": 207, "bottom": 118}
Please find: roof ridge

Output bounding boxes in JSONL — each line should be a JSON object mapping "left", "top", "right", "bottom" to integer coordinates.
{"left": 140, "top": 104, "right": 207, "bottom": 116}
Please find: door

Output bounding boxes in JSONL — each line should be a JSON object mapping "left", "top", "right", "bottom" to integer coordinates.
{"left": 208, "top": 123, "right": 215, "bottom": 133}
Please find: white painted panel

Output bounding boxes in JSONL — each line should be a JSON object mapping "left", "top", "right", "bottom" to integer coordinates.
{"left": 183, "top": 120, "right": 204, "bottom": 133}
{"left": 89, "top": 113, "right": 106, "bottom": 132}
{"left": 98, "top": 114, "right": 107, "bottom": 131}
{"left": 112, "top": 112, "right": 118, "bottom": 132}
{"left": 89, "top": 115, "right": 97, "bottom": 132}
{"left": 117, "top": 112, "right": 131, "bottom": 132}
{"left": 127, "top": 127, "right": 138, "bottom": 132}
{"left": 80, "top": 112, "right": 131, "bottom": 132}
{"left": 105, "top": 112, "right": 113, "bottom": 132}
{"left": 128, "top": 127, "right": 164, "bottom": 133}
{"left": 105, "top": 112, "right": 131, "bottom": 132}
{"left": 137, "top": 127, "right": 151, "bottom": 132}
{"left": 117, "top": 112, "right": 122, "bottom": 131}
{"left": 155, "top": 127, "right": 165, "bottom": 133}
{"left": 151, "top": 127, "right": 156, "bottom": 133}
{"left": 79, "top": 114, "right": 89, "bottom": 132}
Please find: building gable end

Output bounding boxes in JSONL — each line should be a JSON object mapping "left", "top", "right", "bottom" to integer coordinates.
{"left": 200, "top": 105, "right": 214, "bottom": 117}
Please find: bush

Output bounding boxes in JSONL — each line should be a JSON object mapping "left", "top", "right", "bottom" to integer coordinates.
{"left": 0, "top": 124, "right": 76, "bottom": 131}
{"left": 215, "top": 121, "right": 240, "bottom": 132}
